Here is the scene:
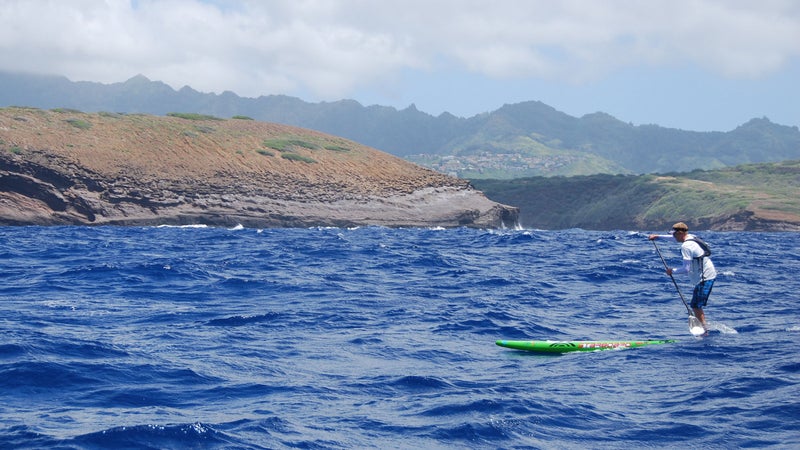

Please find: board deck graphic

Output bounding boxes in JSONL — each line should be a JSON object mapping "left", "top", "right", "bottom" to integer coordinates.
{"left": 495, "top": 339, "right": 676, "bottom": 353}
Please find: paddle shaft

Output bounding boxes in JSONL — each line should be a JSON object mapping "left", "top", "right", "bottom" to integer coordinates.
{"left": 652, "top": 239, "right": 695, "bottom": 316}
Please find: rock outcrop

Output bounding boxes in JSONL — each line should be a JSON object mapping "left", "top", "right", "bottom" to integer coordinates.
{"left": 0, "top": 108, "right": 518, "bottom": 228}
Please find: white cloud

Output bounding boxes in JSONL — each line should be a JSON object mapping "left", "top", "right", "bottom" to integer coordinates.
{"left": 0, "top": 0, "right": 798, "bottom": 99}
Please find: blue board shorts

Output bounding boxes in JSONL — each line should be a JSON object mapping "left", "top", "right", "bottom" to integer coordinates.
{"left": 691, "top": 279, "right": 715, "bottom": 308}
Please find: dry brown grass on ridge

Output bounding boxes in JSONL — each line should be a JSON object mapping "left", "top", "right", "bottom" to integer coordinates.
{"left": 0, "top": 107, "right": 464, "bottom": 197}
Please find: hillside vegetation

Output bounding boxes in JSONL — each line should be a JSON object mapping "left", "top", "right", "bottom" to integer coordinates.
{"left": 472, "top": 160, "right": 800, "bottom": 231}
{"left": 0, "top": 106, "right": 458, "bottom": 197}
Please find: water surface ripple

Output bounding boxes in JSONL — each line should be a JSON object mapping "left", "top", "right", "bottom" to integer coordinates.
{"left": 1, "top": 226, "right": 798, "bottom": 448}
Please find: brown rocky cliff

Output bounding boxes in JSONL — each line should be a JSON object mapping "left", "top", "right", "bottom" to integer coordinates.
{"left": 0, "top": 108, "right": 518, "bottom": 228}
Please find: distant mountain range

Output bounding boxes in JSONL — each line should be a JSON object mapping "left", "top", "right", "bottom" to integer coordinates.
{"left": 2, "top": 71, "right": 799, "bottom": 178}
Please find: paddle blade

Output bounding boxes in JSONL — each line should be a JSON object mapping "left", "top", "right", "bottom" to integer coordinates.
{"left": 688, "top": 315, "right": 706, "bottom": 336}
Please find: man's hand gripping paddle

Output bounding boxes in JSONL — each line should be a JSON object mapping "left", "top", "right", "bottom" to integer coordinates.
{"left": 652, "top": 240, "right": 706, "bottom": 336}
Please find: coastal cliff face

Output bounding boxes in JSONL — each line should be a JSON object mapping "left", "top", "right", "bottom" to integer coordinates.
{"left": 0, "top": 108, "right": 518, "bottom": 228}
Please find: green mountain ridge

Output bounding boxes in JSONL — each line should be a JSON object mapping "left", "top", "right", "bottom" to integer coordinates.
{"left": 471, "top": 160, "right": 800, "bottom": 231}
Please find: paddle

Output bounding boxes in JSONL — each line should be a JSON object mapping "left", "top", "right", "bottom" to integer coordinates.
{"left": 651, "top": 240, "right": 706, "bottom": 336}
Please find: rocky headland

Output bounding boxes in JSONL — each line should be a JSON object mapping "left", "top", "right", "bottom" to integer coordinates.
{"left": 0, "top": 108, "right": 518, "bottom": 228}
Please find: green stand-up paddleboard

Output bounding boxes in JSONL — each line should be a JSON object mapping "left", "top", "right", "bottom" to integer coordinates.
{"left": 495, "top": 339, "right": 676, "bottom": 353}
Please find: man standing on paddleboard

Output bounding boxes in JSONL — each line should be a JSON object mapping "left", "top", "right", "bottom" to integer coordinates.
{"left": 649, "top": 222, "right": 717, "bottom": 330}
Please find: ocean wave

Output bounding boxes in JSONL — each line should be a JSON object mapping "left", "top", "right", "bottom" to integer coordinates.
{"left": 1, "top": 227, "right": 798, "bottom": 448}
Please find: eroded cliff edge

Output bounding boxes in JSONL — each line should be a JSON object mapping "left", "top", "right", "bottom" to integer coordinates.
{"left": 0, "top": 108, "right": 518, "bottom": 228}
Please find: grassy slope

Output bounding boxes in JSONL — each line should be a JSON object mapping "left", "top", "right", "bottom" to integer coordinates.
{"left": 0, "top": 107, "right": 462, "bottom": 199}
{"left": 472, "top": 160, "right": 800, "bottom": 230}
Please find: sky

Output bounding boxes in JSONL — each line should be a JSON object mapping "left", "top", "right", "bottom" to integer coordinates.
{"left": 1, "top": 0, "right": 799, "bottom": 131}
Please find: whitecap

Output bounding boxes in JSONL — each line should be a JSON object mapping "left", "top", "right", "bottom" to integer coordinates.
{"left": 707, "top": 321, "right": 738, "bottom": 334}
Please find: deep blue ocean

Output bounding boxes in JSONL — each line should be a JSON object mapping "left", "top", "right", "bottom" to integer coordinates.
{"left": 1, "top": 225, "right": 798, "bottom": 449}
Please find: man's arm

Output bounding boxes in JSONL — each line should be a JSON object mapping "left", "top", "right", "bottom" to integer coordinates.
{"left": 671, "top": 258, "right": 692, "bottom": 275}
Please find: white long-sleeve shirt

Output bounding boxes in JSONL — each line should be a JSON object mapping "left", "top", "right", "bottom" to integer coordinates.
{"left": 654, "top": 234, "right": 717, "bottom": 285}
